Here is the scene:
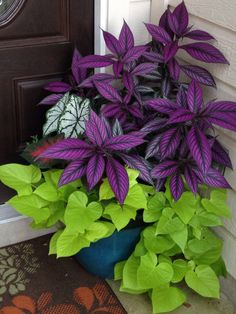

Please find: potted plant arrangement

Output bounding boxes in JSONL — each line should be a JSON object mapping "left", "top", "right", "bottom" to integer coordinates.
{"left": 0, "top": 2, "right": 235, "bottom": 313}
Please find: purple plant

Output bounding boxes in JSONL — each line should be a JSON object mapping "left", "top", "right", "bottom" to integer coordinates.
{"left": 144, "top": 1, "right": 228, "bottom": 86}
{"left": 37, "top": 1, "right": 236, "bottom": 203}
{"left": 40, "top": 111, "right": 146, "bottom": 204}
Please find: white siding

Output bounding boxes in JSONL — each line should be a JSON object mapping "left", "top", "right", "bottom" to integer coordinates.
{"left": 151, "top": 0, "right": 236, "bottom": 279}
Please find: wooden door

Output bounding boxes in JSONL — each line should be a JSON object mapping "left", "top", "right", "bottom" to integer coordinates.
{"left": 0, "top": 0, "right": 94, "bottom": 201}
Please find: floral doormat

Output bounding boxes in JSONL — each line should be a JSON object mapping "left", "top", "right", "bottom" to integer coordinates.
{"left": 0, "top": 235, "right": 127, "bottom": 314}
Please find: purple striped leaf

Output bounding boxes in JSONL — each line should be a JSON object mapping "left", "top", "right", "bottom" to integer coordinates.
{"left": 173, "top": 1, "right": 189, "bottom": 34}
{"left": 151, "top": 161, "right": 178, "bottom": 179}
{"left": 143, "top": 51, "right": 165, "bottom": 63}
{"left": 123, "top": 72, "right": 135, "bottom": 92}
{"left": 79, "top": 73, "right": 114, "bottom": 88}
{"left": 187, "top": 126, "right": 212, "bottom": 173}
{"left": 77, "top": 55, "right": 113, "bottom": 68}
{"left": 159, "top": 9, "right": 174, "bottom": 37}
{"left": 161, "top": 77, "right": 171, "bottom": 97}
{"left": 112, "top": 119, "right": 123, "bottom": 137}
{"left": 86, "top": 154, "right": 105, "bottom": 190}
{"left": 71, "top": 48, "right": 87, "bottom": 84}
{"left": 167, "top": 10, "right": 180, "bottom": 35}
{"left": 141, "top": 118, "right": 167, "bottom": 134}
{"left": 101, "top": 103, "right": 122, "bottom": 119}
{"left": 160, "top": 127, "right": 181, "bottom": 158}
{"left": 184, "top": 30, "right": 215, "bottom": 41}
{"left": 180, "top": 65, "right": 216, "bottom": 87}
{"left": 195, "top": 168, "right": 231, "bottom": 189}
{"left": 181, "top": 43, "right": 229, "bottom": 64}
{"left": 145, "top": 98, "right": 178, "bottom": 114}
{"left": 128, "top": 102, "right": 143, "bottom": 119}
{"left": 44, "top": 82, "right": 72, "bottom": 93}
{"left": 131, "top": 63, "right": 157, "bottom": 76}
{"left": 104, "top": 135, "right": 145, "bottom": 151}
{"left": 176, "top": 86, "right": 188, "bottom": 108}
{"left": 106, "top": 158, "right": 129, "bottom": 204}
{"left": 122, "top": 45, "right": 147, "bottom": 63}
{"left": 113, "top": 61, "right": 124, "bottom": 77}
{"left": 38, "top": 94, "right": 63, "bottom": 105}
{"left": 103, "top": 30, "right": 122, "bottom": 56}
{"left": 170, "top": 173, "right": 184, "bottom": 201}
{"left": 207, "top": 116, "right": 236, "bottom": 132}
{"left": 144, "top": 23, "right": 172, "bottom": 44}
{"left": 85, "top": 111, "right": 109, "bottom": 145}
{"left": 120, "top": 153, "right": 153, "bottom": 184}
{"left": 119, "top": 20, "right": 134, "bottom": 53}
{"left": 94, "top": 81, "right": 122, "bottom": 103}
{"left": 167, "top": 108, "right": 194, "bottom": 124}
{"left": 206, "top": 101, "right": 236, "bottom": 115}
{"left": 155, "top": 178, "right": 166, "bottom": 191}
{"left": 212, "top": 139, "right": 232, "bottom": 169}
{"left": 187, "top": 80, "right": 203, "bottom": 113}
{"left": 145, "top": 135, "right": 161, "bottom": 159}
{"left": 101, "top": 116, "right": 112, "bottom": 138}
{"left": 39, "top": 138, "right": 92, "bottom": 160}
{"left": 58, "top": 159, "right": 87, "bottom": 186}
{"left": 163, "top": 42, "right": 178, "bottom": 62}
{"left": 184, "top": 165, "right": 198, "bottom": 195}
{"left": 168, "top": 58, "right": 180, "bottom": 81}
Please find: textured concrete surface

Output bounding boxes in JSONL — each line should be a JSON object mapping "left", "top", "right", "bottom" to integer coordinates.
{"left": 108, "top": 280, "right": 236, "bottom": 314}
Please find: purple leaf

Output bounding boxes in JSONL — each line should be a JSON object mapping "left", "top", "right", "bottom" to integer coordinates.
{"left": 101, "top": 103, "right": 121, "bottom": 118}
{"left": 184, "top": 30, "right": 215, "bottom": 41}
{"left": 94, "top": 81, "right": 122, "bottom": 103}
{"left": 38, "top": 94, "right": 63, "bottom": 105}
{"left": 103, "top": 30, "right": 122, "bottom": 56}
{"left": 160, "top": 127, "right": 181, "bottom": 158}
{"left": 143, "top": 51, "right": 165, "bottom": 63}
{"left": 120, "top": 153, "right": 153, "bottom": 184}
{"left": 159, "top": 9, "right": 174, "bottom": 38}
{"left": 206, "top": 101, "right": 236, "bottom": 115}
{"left": 101, "top": 116, "right": 112, "bottom": 138}
{"left": 123, "top": 72, "right": 135, "bottom": 92}
{"left": 58, "top": 159, "right": 87, "bottom": 186}
{"left": 122, "top": 45, "right": 147, "bottom": 63}
{"left": 155, "top": 178, "right": 166, "bottom": 191}
{"left": 144, "top": 23, "right": 172, "bottom": 44}
{"left": 180, "top": 65, "right": 216, "bottom": 87}
{"left": 104, "top": 134, "right": 145, "bottom": 151}
{"left": 119, "top": 20, "right": 134, "bottom": 53}
{"left": 187, "top": 80, "right": 203, "bottom": 113}
{"left": 176, "top": 86, "right": 188, "bottom": 108}
{"left": 106, "top": 158, "right": 129, "bottom": 204}
{"left": 131, "top": 63, "right": 157, "bottom": 76}
{"left": 77, "top": 55, "right": 113, "bottom": 68}
{"left": 151, "top": 161, "right": 179, "bottom": 178}
{"left": 195, "top": 168, "right": 231, "bottom": 189}
{"left": 113, "top": 61, "right": 124, "bottom": 77}
{"left": 141, "top": 118, "right": 167, "bottom": 133}
{"left": 180, "top": 43, "right": 229, "bottom": 64}
{"left": 112, "top": 119, "right": 123, "bottom": 137}
{"left": 86, "top": 154, "right": 105, "bottom": 190}
{"left": 173, "top": 1, "right": 189, "bottom": 34}
{"left": 167, "top": 10, "right": 180, "bottom": 35}
{"left": 71, "top": 48, "right": 87, "bottom": 84}
{"left": 163, "top": 42, "right": 178, "bottom": 62}
{"left": 145, "top": 135, "right": 161, "bottom": 159}
{"left": 44, "top": 82, "right": 72, "bottom": 93}
{"left": 145, "top": 98, "right": 178, "bottom": 114}
{"left": 170, "top": 173, "right": 184, "bottom": 201}
{"left": 187, "top": 125, "right": 212, "bottom": 173}
{"left": 39, "top": 138, "right": 92, "bottom": 160}
{"left": 161, "top": 77, "right": 171, "bottom": 97}
{"left": 168, "top": 58, "right": 180, "bottom": 81}
{"left": 167, "top": 108, "right": 194, "bottom": 124}
{"left": 212, "top": 139, "right": 233, "bottom": 169}
{"left": 128, "top": 102, "right": 143, "bottom": 119}
{"left": 207, "top": 116, "right": 236, "bottom": 132}
{"left": 184, "top": 165, "right": 198, "bottom": 194}
{"left": 86, "top": 111, "right": 109, "bottom": 145}
{"left": 79, "top": 73, "right": 114, "bottom": 88}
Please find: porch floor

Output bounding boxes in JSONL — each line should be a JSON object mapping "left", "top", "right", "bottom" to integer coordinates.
{"left": 108, "top": 280, "right": 235, "bottom": 314}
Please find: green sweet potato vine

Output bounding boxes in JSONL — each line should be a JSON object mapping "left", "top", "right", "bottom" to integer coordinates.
{"left": 114, "top": 187, "right": 229, "bottom": 313}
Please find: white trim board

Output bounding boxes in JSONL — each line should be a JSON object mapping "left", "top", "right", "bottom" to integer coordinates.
{"left": 0, "top": 204, "right": 55, "bottom": 248}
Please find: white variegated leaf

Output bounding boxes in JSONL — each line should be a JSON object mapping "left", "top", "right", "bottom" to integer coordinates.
{"left": 43, "top": 92, "right": 70, "bottom": 136}
{"left": 59, "top": 95, "right": 90, "bottom": 137}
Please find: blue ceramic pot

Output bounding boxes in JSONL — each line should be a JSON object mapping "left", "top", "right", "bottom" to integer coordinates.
{"left": 75, "top": 226, "right": 143, "bottom": 279}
